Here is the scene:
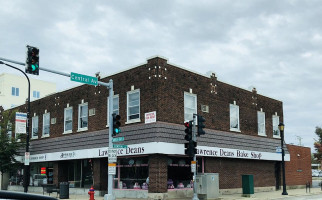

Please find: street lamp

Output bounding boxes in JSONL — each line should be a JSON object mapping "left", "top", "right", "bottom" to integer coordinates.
{"left": 278, "top": 122, "right": 288, "bottom": 195}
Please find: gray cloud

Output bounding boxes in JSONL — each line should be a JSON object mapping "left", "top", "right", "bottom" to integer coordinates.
{"left": 1, "top": 0, "right": 321, "bottom": 151}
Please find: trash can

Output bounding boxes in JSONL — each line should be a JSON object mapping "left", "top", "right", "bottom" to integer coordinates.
{"left": 59, "top": 182, "right": 69, "bottom": 199}
{"left": 242, "top": 175, "right": 254, "bottom": 197}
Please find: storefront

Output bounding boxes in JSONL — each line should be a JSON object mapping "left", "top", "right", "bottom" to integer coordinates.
{"left": 15, "top": 136, "right": 290, "bottom": 193}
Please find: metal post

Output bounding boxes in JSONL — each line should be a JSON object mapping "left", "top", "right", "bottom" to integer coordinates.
{"left": 105, "top": 79, "right": 114, "bottom": 200}
{"left": 1, "top": 57, "right": 118, "bottom": 197}
{"left": 192, "top": 114, "right": 199, "bottom": 200}
{"left": 281, "top": 129, "right": 288, "bottom": 195}
{"left": 0, "top": 61, "right": 31, "bottom": 193}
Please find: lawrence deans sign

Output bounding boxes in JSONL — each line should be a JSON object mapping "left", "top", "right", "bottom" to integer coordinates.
{"left": 17, "top": 142, "right": 290, "bottom": 163}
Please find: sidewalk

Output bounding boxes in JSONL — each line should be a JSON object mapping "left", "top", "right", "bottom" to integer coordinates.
{"left": 31, "top": 188, "right": 322, "bottom": 200}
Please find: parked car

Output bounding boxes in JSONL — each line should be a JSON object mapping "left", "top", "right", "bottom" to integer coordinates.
{"left": 312, "top": 170, "right": 319, "bottom": 177}
{"left": 0, "top": 190, "right": 57, "bottom": 200}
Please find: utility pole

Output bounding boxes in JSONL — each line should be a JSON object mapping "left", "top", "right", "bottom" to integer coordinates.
{"left": 192, "top": 114, "right": 199, "bottom": 200}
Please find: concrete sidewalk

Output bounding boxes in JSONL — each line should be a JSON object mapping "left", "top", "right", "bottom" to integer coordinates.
{"left": 38, "top": 187, "right": 322, "bottom": 200}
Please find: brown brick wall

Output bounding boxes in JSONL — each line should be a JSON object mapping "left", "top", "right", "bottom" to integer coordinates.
{"left": 1, "top": 56, "right": 284, "bottom": 142}
{"left": 157, "top": 59, "right": 283, "bottom": 137}
{"left": 285, "top": 145, "right": 312, "bottom": 186}
{"left": 148, "top": 154, "right": 168, "bottom": 193}
{"left": 205, "top": 157, "right": 276, "bottom": 189}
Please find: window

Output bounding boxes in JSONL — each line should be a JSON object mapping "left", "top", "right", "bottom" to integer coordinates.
{"left": 107, "top": 95, "right": 119, "bottom": 125}
{"left": 257, "top": 111, "right": 266, "bottom": 136}
{"left": 11, "top": 87, "right": 19, "bottom": 96}
{"left": 230, "top": 104, "right": 240, "bottom": 131}
{"left": 33, "top": 91, "right": 40, "bottom": 98}
{"left": 127, "top": 90, "right": 140, "bottom": 122}
{"left": 64, "top": 107, "right": 73, "bottom": 133}
{"left": 272, "top": 115, "right": 280, "bottom": 138}
{"left": 43, "top": 113, "right": 50, "bottom": 137}
{"left": 32, "top": 116, "right": 39, "bottom": 138}
{"left": 184, "top": 92, "right": 197, "bottom": 122}
{"left": 78, "top": 103, "right": 88, "bottom": 130}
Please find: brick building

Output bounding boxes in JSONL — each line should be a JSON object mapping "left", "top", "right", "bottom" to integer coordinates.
{"left": 285, "top": 145, "right": 312, "bottom": 186}
{"left": 2, "top": 56, "right": 307, "bottom": 197}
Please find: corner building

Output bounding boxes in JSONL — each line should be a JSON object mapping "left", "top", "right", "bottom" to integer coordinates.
{"left": 6, "top": 56, "right": 292, "bottom": 196}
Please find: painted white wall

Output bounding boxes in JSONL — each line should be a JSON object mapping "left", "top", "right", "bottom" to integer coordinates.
{"left": 0, "top": 73, "right": 56, "bottom": 110}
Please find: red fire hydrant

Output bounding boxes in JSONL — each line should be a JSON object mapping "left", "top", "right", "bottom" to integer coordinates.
{"left": 88, "top": 186, "right": 95, "bottom": 200}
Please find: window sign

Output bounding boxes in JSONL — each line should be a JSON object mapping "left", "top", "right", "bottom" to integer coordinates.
{"left": 145, "top": 111, "right": 156, "bottom": 124}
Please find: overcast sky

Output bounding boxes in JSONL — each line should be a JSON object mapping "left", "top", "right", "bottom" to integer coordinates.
{"left": 1, "top": 0, "right": 321, "bottom": 152}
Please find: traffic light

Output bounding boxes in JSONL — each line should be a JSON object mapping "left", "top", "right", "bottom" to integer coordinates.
{"left": 197, "top": 115, "right": 206, "bottom": 136}
{"left": 112, "top": 113, "right": 121, "bottom": 136}
{"left": 25, "top": 45, "right": 39, "bottom": 75}
{"left": 184, "top": 121, "right": 193, "bottom": 141}
{"left": 184, "top": 140, "right": 197, "bottom": 157}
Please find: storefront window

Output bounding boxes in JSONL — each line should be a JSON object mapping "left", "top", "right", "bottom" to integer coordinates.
{"left": 116, "top": 156, "right": 148, "bottom": 189}
{"left": 66, "top": 159, "right": 93, "bottom": 188}
{"left": 167, "top": 156, "right": 202, "bottom": 189}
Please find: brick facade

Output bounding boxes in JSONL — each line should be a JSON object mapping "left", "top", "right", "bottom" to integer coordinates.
{"left": 285, "top": 145, "right": 312, "bottom": 186}
{"left": 6, "top": 56, "right": 283, "bottom": 141}
{"left": 1, "top": 56, "right": 304, "bottom": 194}
{"left": 148, "top": 155, "right": 168, "bottom": 193}
{"left": 205, "top": 157, "right": 276, "bottom": 189}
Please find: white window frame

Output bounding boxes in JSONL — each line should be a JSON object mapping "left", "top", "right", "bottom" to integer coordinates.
{"left": 272, "top": 115, "right": 280, "bottom": 138}
{"left": 257, "top": 111, "right": 266, "bottom": 136}
{"left": 184, "top": 92, "right": 197, "bottom": 122}
{"left": 230, "top": 104, "right": 240, "bottom": 132}
{"left": 78, "top": 103, "right": 88, "bottom": 131}
{"left": 32, "top": 116, "right": 39, "bottom": 139}
{"left": 107, "top": 95, "right": 119, "bottom": 126}
{"left": 64, "top": 107, "right": 73, "bottom": 134}
{"left": 11, "top": 87, "right": 19, "bottom": 96}
{"left": 33, "top": 91, "right": 40, "bottom": 98}
{"left": 42, "top": 113, "right": 50, "bottom": 137}
{"left": 126, "top": 89, "right": 141, "bottom": 124}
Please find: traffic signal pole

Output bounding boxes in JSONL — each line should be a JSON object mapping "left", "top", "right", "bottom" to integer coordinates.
{"left": 106, "top": 79, "right": 115, "bottom": 200}
{"left": 192, "top": 114, "right": 199, "bottom": 200}
{"left": 0, "top": 61, "right": 31, "bottom": 193}
{"left": 0, "top": 56, "right": 115, "bottom": 199}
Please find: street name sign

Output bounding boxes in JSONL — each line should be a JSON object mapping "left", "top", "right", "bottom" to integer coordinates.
{"left": 70, "top": 72, "right": 98, "bottom": 86}
{"left": 113, "top": 144, "right": 128, "bottom": 148}
{"left": 112, "top": 137, "right": 124, "bottom": 143}
{"left": 108, "top": 148, "right": 117, "bottom": 163}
